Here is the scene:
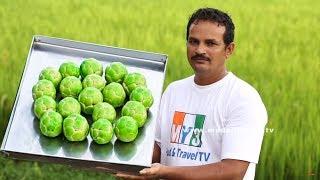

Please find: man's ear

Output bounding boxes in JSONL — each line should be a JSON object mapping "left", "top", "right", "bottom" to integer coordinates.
{"left": 225, "top": 42, "right": 235, "bottom": 59}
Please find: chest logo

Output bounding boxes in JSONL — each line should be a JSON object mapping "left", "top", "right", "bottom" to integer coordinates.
{"left": 170, "top": 111, "right": 205, "bottom": 147}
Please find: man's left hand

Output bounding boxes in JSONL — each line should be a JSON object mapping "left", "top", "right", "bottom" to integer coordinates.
{"left": 116, "top": 163, "right": 167, "bottom": 180}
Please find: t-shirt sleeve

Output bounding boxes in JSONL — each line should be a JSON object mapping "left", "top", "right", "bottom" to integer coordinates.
{"left": 221, "top": 89, "right": 268, "bottom": 164}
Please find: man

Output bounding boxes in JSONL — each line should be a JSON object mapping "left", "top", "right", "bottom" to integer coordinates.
{"left": 117, "top": 7, "right": 267, "bottom": 180}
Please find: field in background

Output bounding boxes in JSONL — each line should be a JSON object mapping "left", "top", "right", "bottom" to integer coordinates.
{"left": 0, "top": 0, "right": 319, "bottom": 179}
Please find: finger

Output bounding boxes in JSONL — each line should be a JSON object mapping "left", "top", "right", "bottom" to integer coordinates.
{"left": 151, "top": 163, "right": 160, "bottom": 167}
{"left": 95, "top": 166, "right": 117, "bottom": 174}
{"left": 139, "top": 168, "right": 150, "bottom": 175}
{"left": 116, "top": 173, "right": 144, "bottom": 180}
{"left": 139, "top": 168, "right": 157, "bottom": 176}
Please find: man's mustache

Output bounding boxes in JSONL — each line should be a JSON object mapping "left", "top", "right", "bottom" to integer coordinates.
{"left": 191, "top": 54, "right": 210, "bottom": 61}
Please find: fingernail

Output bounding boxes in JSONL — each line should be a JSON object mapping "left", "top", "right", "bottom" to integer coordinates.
{"left": 140, "top": 170, "right": 146, "bottom": 174}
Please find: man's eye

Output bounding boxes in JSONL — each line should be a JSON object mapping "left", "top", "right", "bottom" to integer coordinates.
{"left": 188, "top": 39, "right": 198, "bottom": 45}
{"left": 207, "top": 42, "right": 216, "bottom": 46}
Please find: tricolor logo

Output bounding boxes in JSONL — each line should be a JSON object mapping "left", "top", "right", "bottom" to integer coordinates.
{"left": 170, "top": 111, "right": 205, "bottom": 147}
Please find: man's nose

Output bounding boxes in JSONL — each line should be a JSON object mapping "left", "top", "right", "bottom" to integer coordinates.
{"left": 195, "top": 43, "right": 206, "bottom": 54}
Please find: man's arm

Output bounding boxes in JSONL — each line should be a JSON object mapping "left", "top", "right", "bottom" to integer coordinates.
{"left": 152, "top": 142, "right": 161, "bottom": 163}
{"left": 142, "top": 159, "right": 249, "bottom": 180}
{"left": 140, "top": 142, "right": 249, "bottom": 180}
{"left": 117, "top": 142, "right": 249, "bottom": 179}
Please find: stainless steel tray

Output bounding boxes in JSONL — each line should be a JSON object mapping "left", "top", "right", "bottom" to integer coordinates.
{"left": 1, "top": 35, "right": 167, "bottom": 174}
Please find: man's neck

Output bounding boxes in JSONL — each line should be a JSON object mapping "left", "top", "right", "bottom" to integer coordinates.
{"left": 194, "top": 69, "right": 228, "bottom": 86}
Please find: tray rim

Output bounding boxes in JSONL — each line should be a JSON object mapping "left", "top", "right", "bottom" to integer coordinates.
{"left": 1, "top": 36, "right": 35, "bottom": 151}
{"left": 1, "top": 150, "right": 148, "bottom": 174}
{"left": 33, "top": 35, "right": 168, "bottom": 63}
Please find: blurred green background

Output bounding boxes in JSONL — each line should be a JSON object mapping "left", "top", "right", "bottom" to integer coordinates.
{"left": 0, "top": 0, "right": 319, "bottom": 179}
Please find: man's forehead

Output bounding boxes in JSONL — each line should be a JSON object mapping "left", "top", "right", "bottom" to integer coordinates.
{"left": 189, "top": 20, "right": 226, "bottom": 40}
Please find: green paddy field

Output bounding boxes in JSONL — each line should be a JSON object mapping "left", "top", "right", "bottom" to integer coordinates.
{"left": 0, "top": 0, "right": 319, "bottom": 179}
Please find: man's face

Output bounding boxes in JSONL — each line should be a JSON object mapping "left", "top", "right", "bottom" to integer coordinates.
{"left": 187, "top": 20, "right": 233, "bottom": 75}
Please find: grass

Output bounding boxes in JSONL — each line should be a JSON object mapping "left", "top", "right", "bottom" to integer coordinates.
{"left": 0, "top": 0, "right": 319, "bottom": 179}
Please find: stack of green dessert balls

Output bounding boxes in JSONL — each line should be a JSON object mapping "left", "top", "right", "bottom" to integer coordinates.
{"left": 32, "top": 58, "right": 154, "bottom": 144}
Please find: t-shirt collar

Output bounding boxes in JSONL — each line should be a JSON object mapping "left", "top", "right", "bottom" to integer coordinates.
{"left": 191, "top": 72, "right": 232, "bottom": 90}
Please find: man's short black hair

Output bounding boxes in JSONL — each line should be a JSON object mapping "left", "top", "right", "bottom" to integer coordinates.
{"left": 186, "top": 8, "right": 235, "bottom": 46}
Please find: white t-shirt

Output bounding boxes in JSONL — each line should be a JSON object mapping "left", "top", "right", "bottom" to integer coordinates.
{"left": 155, "top": 72, "right": 267, "bottom": 180}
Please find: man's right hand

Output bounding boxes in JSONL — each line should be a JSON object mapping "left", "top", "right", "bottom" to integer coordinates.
{"left": 115, "top": 172, "right": 157, "bottom": 180}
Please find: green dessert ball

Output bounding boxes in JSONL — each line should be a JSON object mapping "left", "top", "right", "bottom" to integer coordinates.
{"left": 82, "top": 74, "right": 106, "bottom": 91}
{"left": 59, "top": 62, "right": 80, "bottom": 78}
{"left": 58, "top": 97, "right": 81, "bottom": 118}
{"left": 105, "top": 62, "right": 128, "bottom": 83}
{"left": 59, "top": 76, "right": 82, "bottom": 98}
{"left": 39, "top": 67, "right": 62, "bottom": 88}
{"left": 130, "top": 86, "right": 154, "bottom": 109}
{"left": 63, "top": 114, "right": 89, "bottom": 141}
{"left": 40, "top": 110, "right": 63, "bottom": 137}
{"left": 80, "top": 58, "right": 103, "bottom": 78}
{"left": 92, "top": 102, "right": 116, "bottom": 123}
{"left": 122, "top": 73, "right": 146, "bottom": 95}
{"left": 33, "top": 95, "right": 57, "bottom": 119}
{"left": 102, "top": 82, "right": 126, "bottom": 108}
{"left": 32, "top": 79, "right": 56, "bottom": 100}
{"left": 121, "top": 101, "right": 147, "bottom": 127}
{"left": 90, "top": 119, "right": 113, "bottom": 144}
{"left": 114, "top": 116, "right": 138, "bottom": 142}
{"left": 78, "top": 87, "right": 103, "bottom": 114}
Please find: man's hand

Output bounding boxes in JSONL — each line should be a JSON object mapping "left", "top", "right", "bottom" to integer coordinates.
{"left": 115, "top": 173, "right": 151, "bottom": 180}
{"left": 139, "top": 163, "right": 165, "bottom": 176}
{"left": 116, "top": 163, "right": 167, "bottom": 180}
